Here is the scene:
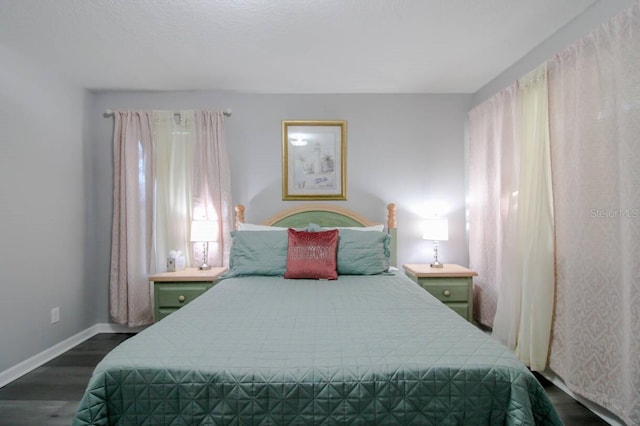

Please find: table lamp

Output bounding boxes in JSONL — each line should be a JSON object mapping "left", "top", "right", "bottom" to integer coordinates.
{"left": 190, "top": 220, "right": 218, "bottom": 270}
{"left": 423, "top": 217, "right": 449, "bottom": 268}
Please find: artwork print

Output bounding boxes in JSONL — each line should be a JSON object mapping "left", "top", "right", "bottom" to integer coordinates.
{"left": 282, "top": 120, "right": 347, "bottom": 200}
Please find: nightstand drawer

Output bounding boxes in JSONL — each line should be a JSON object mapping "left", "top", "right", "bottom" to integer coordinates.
{"left": 155, "top": 308, "right": 179, "bottom": 321}
{"left": 447, "top": 303, "right": 469, "bottom": 319}
{"left": 418, "top": 280, "right": 470, "bottom": 302}
{"left": 155, "top": 283, "right": 213, "bottom": 308}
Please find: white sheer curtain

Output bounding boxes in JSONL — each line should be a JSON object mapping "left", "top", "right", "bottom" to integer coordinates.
{"left": 492, "top": 64, "right": 555, "bottom": 371}
{"left": 547, "top": 2, "right": 640, "bottom": 423}
{"left": 110, "top": 111, "right": 155, "bottom": 327}
{"left": 110, "top": 109, "right": 232, "bottom": 327}
{"left": 152, "top": 111, "right": 195, "bottom": 273}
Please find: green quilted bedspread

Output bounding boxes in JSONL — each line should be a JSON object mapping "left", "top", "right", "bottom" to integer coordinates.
{"left": 74, "top": 272, "right": 561, "bottom": 425}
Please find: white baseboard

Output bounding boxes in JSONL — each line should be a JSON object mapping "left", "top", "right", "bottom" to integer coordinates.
{"left": 540, "top": 370, "right": 625, "bottom": 426}
{"left": 93, "top": 323, "right": 147, "bottom": 334}
{"left": 0, "top": 323, "right": 145, "bottom": 388}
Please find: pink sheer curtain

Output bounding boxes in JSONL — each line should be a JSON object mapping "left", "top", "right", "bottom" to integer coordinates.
{"left": 547, "top": 2, "right": 640, "bottom": 423}
{"left": 470, "top": 1, "right": 640, "bottom": 421}
{"left": 109, "top": 111, "right": 155, "bottom": 327}
{"left": 193, "top": 111, "right": 233, "bottom": 267}
{"left": 468, "top": 84, "right": 517, "bottom": 328}
{"left": 469, "top": 69, "right": 555, "bottom": 372}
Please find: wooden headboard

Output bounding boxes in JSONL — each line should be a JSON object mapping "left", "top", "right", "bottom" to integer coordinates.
{"left": 234, "top": 203, "right": 398, "bottom": 266}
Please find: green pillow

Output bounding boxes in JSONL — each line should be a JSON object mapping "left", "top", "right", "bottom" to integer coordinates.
{"left": 336, "top": 229, "right": 391, "bottom": 275}
{"left": 223, "top": 230, "right": 288, "bottom": 277}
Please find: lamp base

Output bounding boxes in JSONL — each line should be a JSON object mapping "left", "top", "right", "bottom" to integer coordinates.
{"left": 198, "top": 242, "right": 211, "bottom": 270}
{"left": 430, "top": 240, "right": 444, "bottom": 268}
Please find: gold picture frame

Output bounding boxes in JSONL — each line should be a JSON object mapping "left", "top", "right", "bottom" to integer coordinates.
{"left": 282, "top": 120, "right": 347, "bottom": 200}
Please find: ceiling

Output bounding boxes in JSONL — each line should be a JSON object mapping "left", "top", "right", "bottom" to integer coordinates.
{"left": 1, "top": 0, "right": 597, "bottom": 94}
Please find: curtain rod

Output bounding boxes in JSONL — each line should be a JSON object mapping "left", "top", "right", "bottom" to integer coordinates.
{"left": 104, "top": 108, "right": 232, "bottom": 117}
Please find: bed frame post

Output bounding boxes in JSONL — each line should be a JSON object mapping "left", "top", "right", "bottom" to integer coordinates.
{"left": 235, "top": 204, "right": 245, "bottom": 230}
{"left": 387, "top": 203, "right": 397, "bottom": 267}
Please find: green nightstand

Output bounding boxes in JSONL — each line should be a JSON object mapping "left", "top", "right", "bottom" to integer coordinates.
{"left": 149, "top": 267, "right": 226, "bottom": 321}
{"left": 403, "top": 264, "right": 477, "bottom": 322}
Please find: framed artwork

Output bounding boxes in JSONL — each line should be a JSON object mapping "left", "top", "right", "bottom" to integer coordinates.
{"left": 282, "top": 120, "right": 347, "bottom": 200}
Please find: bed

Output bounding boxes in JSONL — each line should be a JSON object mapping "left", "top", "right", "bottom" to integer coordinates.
{"left": 74, "top": 203, "right": 561, "bottom": 425}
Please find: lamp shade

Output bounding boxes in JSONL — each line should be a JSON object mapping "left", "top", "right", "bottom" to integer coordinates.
{"left": 190, "top": 220, "right": 218, "bottom": 242}
{"left": 422, "top": 218, "right": 449, "bottom": 241}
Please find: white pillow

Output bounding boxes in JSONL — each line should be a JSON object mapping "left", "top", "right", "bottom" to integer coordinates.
{"left": 238, "top": 222, "right": 384, "bottom": 232}
{"left": 326, "top": 224, "right": 385, "bottom": 232}
{"left": 237, "top": 222, "right": 286, "bottom": 231}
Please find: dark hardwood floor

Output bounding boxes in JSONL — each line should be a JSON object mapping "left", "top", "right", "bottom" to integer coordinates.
{"left": 534, "top": 373, "right": 610, "bottom": 425}
{"left": 0, "top": 333, "right": 609, "bottom": 425}
{"left": 0, "top": 333, "right": 134, "bottom": 426}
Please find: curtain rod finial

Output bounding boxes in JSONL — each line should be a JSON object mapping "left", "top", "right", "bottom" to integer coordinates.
{"left": 223, "top": 108, "right": 232, "bottom": 117}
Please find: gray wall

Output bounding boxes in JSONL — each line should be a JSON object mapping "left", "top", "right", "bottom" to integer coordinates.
{"left": 90, "top": 91, "right": 473, "bottom": 322}
{"left": 0, "top": 47, "right": 96, "bottom": 372}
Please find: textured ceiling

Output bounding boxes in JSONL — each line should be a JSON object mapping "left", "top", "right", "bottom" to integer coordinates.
{"left": 1, "top": 0, "right": 597, "bottom": 93}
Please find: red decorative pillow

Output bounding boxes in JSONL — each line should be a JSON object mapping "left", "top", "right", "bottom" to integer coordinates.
{"left": 284, "top": 228, "right": 339, "bottom": 280}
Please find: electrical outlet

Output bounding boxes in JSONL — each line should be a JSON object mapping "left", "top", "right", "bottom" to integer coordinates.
{"left": 51, "top": 307, "right": 60, "bottom": 324}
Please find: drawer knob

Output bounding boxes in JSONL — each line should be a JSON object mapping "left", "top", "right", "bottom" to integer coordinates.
{"left": 178, "top": 295, "right": 186, "bottom": 303}
{"left": 443, "top": 290, "right": 451, "bottom": 297}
